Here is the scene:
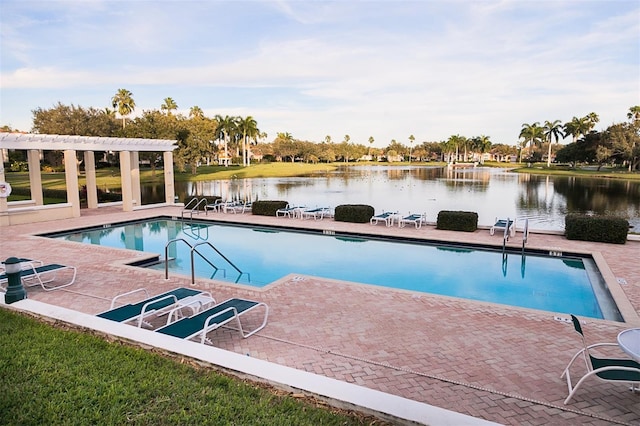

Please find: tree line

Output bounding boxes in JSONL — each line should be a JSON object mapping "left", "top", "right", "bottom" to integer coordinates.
{"left": 3, "top": 88, "right": 638, "bottom": 172}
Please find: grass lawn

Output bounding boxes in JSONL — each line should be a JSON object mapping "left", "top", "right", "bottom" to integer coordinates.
{"left": 0, "top": 309, "right": 383, "bottom": 425}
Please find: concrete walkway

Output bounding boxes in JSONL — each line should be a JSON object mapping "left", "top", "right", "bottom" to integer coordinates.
{"left": 1, "top": 205, "right": 639, "bottom": 425}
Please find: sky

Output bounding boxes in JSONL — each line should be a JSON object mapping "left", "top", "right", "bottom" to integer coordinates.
{"left": 1, "top": 0, "right": 638, "bottom": 147}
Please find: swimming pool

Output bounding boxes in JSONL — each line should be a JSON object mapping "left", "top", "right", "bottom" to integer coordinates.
{"left": 47, "top": 218, "right": 621, "bottom": 320}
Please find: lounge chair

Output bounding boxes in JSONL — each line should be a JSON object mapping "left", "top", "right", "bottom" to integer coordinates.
{"left": 276, "top": 204, "right": 305, "bottom": 218}
{"left": 561, "top": 314, "right": 640, "bottom": 404}
{"left": 226, "top": 201, "right": 253, "bottom": 214}
{"left": 370, "top": 211, "right": 398, "bottom": 227}
{"left": 490, "top": 217, "right": 515, "bottom": 237}
{"left": 0, "top": 262, "right": 76, "bottom": 291}
{"left": 97, "top": 287, "right": 214, "bottom": 328}
{"left": 301, "top": 207, "right": 332, "bottom": 220}
{"left": 155, "top": 297, "right": 269, "bottom": 344}
{"left": 399, "top": 212, "right": 427, "bottom": 229}
{"left": 204, "top": 199, "right": 226, "bottom": 213}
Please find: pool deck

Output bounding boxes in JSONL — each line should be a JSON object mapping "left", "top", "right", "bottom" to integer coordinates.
{"left": 1, "top": 205, "right": 639, "bottom": 425}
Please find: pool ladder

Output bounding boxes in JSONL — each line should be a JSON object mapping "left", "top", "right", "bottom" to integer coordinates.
{"left": 181, "top": 197, "right": 209, "bottom": 221}
{"left": 164, "top": 238, "right": 250, "bottom": 284}
{"left": 501, "top": 219, "right": 529, "bottom": 277}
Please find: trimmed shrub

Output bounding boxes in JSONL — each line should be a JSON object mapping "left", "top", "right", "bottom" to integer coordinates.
{"left": 565, "top": 214, "right": 628, "bottom": 244}
{"left": 252, "top": 200, "right": 288, "bottom": 216}
{"left": 436, "top": 210, "right": 478, "bottom": 232}
{"left": 334, "top": 204, "right": 375, "bottom": 223}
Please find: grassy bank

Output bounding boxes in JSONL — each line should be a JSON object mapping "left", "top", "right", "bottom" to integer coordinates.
{"left": 0, "top": 309, "right": 381, "bottom": 425}
{"left": 509, "top": 164, "right": 640, "bottom": 180}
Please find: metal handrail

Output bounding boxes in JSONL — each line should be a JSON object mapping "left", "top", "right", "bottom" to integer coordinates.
{"left": 181, "top": 197, "right": 208, "bottom": 221}
{"left": 192, "top": 241, "right": 250, "bottom": 284}
{"left": 502, "top": 217, "right": 510, "bottom": 253}
{"left": 165, "top": 238, "right": 220, "bottom": 283}
{"left": 522, "top": 219, "right": 529, "bottom": 253}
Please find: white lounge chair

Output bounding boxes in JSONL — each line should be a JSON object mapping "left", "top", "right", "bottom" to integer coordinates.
{"left": 399, "top": 212, "right": 427, "bottom": 229}
{"left": 490, "top": 217, "right": 515, "bottom": 237}
{"left": 301, "top": 207, "right": 332, "bottom": 220}
{"left": 370, "top": 211, "right": 398, "bottom": 227}
{"left": 0, "top": 262, "right": 76, "bottom": 291}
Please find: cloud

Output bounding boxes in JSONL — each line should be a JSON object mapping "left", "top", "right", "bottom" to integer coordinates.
{"left": 1, "top": 0, "right": 638, "bottom": 145}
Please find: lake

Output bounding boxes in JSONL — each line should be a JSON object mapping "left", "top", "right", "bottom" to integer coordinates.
{"left": 140, "top": 166, "right": 640, "bottom": 232}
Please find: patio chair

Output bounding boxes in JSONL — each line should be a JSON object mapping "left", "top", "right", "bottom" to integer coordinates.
{"left": 561, "top": 314, "right": 640, "bottom": 404}
{"left": 398, "top": 212, "right": 427, "bottom": 229}
{"left": 490, "top": 217, "right": 515, "bottom": 237}
{"left": 370, "top": 211, "right": 398, "bottom": 227}
{"left": 155, "top": 297, "right": 269, "bottom": 344}
{"left": 276, "top": 204, "right": 306, "bottom": 218}
{"left": 301, "top": 206, "right": 331, "bottom": 220}
{"left": 0, "top": 262, "right": 76, "bottom": 291}
{"left": 97, "top": 287, "right": 213, "bottom": 328}
{"left": 226, "top": 200, "right": 253, "bottom": 214}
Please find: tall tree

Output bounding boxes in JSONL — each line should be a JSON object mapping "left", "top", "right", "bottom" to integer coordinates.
{"left": 519, "top": 122, "right": 543, "bottom": 162}
{"left": 368, "top": 136, "right": 374, "bottom": 158}
{"left": 161, "top": 97, "right": 178, "bottom": 115}
{"left": 627, "top": 105, "right": 640, "bottom": 123}
{"left": 111, "top": 88, "right": 135, "bottom": 129}
{"left": 237, "top": 116, "right": 259, "bottom": 166}
{"left": 543, "top": 119, "right": 563, "bottom": 167}
{"left": 189, "top": 106, "right": 204, "bottom": 119}
{"left": 408, "top": 134, "right": 415, "bottom": 163}
{"left": 214, "top": 115, "right": 237, "bottom": 167}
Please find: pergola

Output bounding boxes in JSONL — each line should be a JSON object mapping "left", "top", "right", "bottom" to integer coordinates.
{"left": 0, "top": 133, "right": 178, "bottom": 226}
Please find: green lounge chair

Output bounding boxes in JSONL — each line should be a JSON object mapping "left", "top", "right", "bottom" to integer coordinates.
{"left": 155, "top": 298, "right": 269, "bottom": 344}
{"left": 370, "top": 210, "right": 398, "bottom": 227}
{"left": 399, "top": 212, "right": 427, "bottom": 229}
{"left": 561, "top": 314, "right": 640, "bottom": 404}
{"left": 97, "top": 287, "right": 204, "bottom": 327}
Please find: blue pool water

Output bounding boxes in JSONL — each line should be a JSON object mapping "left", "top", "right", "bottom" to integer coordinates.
{"left": 49, "top": 218, "right": 619, "bottom": 320}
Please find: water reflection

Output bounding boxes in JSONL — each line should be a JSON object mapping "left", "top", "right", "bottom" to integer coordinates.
{"left": 136, "top": 166, "right": 639, "bottom": 232}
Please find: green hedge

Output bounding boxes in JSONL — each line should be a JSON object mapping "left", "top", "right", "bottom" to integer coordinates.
{"left": 565, "top": 214, "right": 628, "bottom": 244}
{"left": 436, "top": 210, "right": 478, "bottom": 232}
{"left": 334, "top": 204, "right": 375, "bottom": 223}
{"left": 252, "top": 200, "right": 288, "bottom": 216}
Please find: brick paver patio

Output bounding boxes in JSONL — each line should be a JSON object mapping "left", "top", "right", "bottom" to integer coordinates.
{"left": 1, "top": 205, "right": 639, "bottom": 425}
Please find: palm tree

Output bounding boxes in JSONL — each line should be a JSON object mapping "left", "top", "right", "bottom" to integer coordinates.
{"left": 584, "top": 112, "right": 599, "bottom": 132}
{"left": 368, "top": 136, "right": 374, "bottom": 158}
{"left": 543, "top": 120, "right": 563, "bottom": 167}
{"left": 627, "top": 105, "right": 640, "bottom": 123}
{"left": 161, "top": 97, "right": 178, "bottom": 115}
{"left": 215, "top": 115, "right": 237, "bottom": 167}
{"left": 189, "top": 106, "right": 204, "bottom": 119}
{"left": 111, "top": 88, "right": 135, "bottom": 129}
{"left": 519, "top": 122, "right": 543, "bottom": 162}
{"left": 237, "top": 116, "right": 259, "bottom": 166}
{"left": 474, "top": 135, "right": 492, "bottom": 164}
{"left": 408, "top": 135, "right": 415, "bottom": 163}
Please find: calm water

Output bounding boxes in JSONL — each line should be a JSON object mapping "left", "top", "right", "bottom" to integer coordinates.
{"left": 51, "top": 219, "right": 616, "bottom": 320}
{"left": 139, "top": 166, "right": 640, "bottom": 232}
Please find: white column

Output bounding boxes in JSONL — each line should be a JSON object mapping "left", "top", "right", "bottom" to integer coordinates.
{"left": 64, "top": 150, "right": 81, "bottom": 217}
{"left": 27, "top": 150, "right": 44, "bottom": 205}
{"left": 164, "top": 151, "right": 176, "bottom": 204}
{"left": 84, "top": 151, "right": 98, "bottom": 209}
{"left": 130, "top": 151, "right": 141, "bottom": 206}
{"left": 119, "top": 151, "right": 133, "bottom": 211}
